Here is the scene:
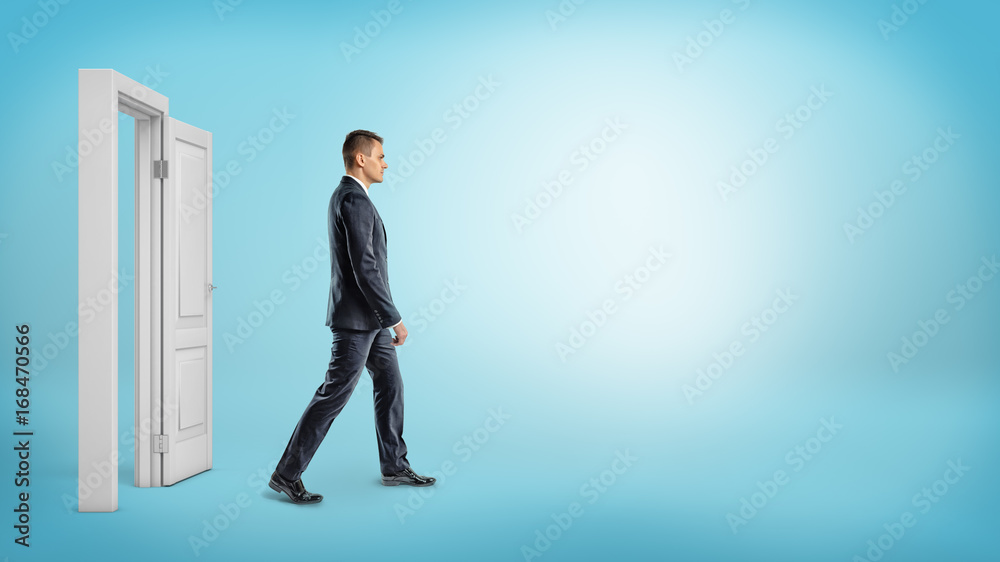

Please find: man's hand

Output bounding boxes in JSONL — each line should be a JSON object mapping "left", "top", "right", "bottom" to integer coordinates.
{"left": 391, "top": 321, "right": 407, "bottom": 346}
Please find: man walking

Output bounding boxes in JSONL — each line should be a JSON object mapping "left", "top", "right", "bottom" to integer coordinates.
{"left": 269, "top": 130, "right": 435, "bottom": 504}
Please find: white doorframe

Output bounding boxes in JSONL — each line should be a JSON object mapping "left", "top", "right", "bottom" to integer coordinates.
{"left": 78, "top": 69, "right": 168, "bottom": 512}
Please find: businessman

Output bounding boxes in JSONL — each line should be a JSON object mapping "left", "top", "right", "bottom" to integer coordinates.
{"left": 270, "top": 130, "right": 435, "bottom": 504}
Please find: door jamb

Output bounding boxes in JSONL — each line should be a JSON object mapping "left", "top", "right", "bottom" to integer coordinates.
{"left": 78, "top": 69, "right": 168, "bottom": 512}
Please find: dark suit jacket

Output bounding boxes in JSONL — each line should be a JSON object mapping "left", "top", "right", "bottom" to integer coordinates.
{"left": 325, "top": 176, "right": 402, "bottom": 330}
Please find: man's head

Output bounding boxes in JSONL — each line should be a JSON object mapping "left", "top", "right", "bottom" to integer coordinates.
{"left": 343, "top": 129, "right": 387, "bottom": 187}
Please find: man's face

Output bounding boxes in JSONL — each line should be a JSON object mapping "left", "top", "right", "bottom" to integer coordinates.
{"left": 359, "top": 140, "right": 388, "bottom": 185}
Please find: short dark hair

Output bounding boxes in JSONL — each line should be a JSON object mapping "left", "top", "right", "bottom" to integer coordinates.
{"left": 343, "top": 130, "right": 384, "bottom": 169}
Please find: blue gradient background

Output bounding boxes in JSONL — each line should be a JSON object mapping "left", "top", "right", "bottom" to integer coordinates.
{"left": 1, "top": 0, "right": 998, "bottom": 561}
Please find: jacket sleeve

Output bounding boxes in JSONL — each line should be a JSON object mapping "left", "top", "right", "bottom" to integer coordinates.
{"left": 341, "top": 193, "right": 402, "bottom": 328}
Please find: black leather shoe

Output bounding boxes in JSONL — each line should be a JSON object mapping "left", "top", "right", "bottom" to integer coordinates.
{"left": 269, "top": 471, "right": 323, "bottom": 504}
{"left": 381, "top": 468, "right": 436, "bottom": 487}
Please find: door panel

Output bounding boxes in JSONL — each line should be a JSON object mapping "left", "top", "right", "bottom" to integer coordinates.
{"left": 161, "top": 117, "right": 213, "bottom": 486}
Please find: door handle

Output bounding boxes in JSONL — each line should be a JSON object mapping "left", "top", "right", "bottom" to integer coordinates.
{"left": 209, "top": 283, "right": 218, "bottom": 292}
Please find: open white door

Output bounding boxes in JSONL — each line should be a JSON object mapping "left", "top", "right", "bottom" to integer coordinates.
{"left": 80, "top": 70, "right": 215, "bottom": 509}
{"left": 160, "top": 117, "right": 213, "bottom": 485}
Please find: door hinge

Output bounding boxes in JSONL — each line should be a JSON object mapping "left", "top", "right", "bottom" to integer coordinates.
{"left": 152, "top": 434, "right": 169, "bottom": 454}
{"left": 153, "top": 160, "right": 169, "bottom": 179}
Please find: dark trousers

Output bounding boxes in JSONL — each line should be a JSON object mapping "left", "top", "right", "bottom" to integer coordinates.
{"left": 276, "top": 327, "right": 409, "bottom": 481}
